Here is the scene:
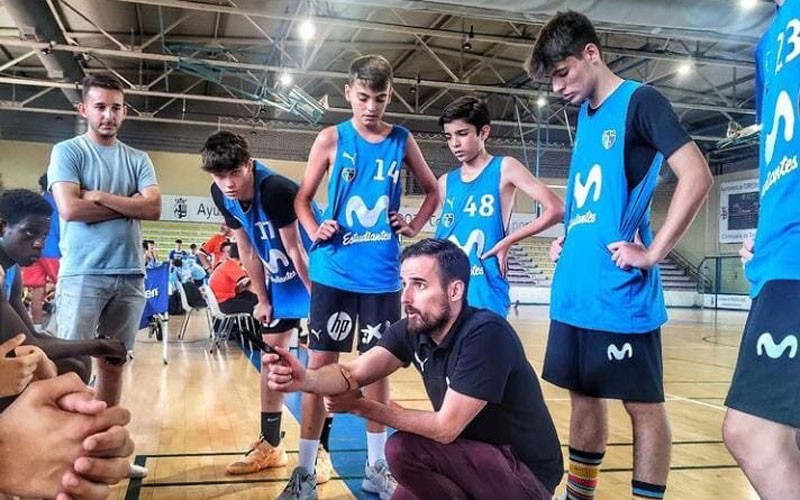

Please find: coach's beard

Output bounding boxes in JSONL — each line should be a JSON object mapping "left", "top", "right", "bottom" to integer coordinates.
{"left": 406, "top": 298, "right": 451, "bottom": 336}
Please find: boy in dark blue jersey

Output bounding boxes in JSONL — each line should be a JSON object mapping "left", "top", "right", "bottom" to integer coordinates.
{"left": 723, "top": 1, "right": 800, "bottom": 498}
{"left": 527, "top": 11, "right": 713, "bottom": 500}
{"left": 433, "top": 96, "right": 563, "bottom": 317}
{"left": 201, "top": 132, "right": 316, "bottom": 479}
{"left": 292, "top": 54, "right": 439, "bottom": 499}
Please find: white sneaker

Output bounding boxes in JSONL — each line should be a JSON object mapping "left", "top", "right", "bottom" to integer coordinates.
{"left": 362, "top": 459, "right": 396, "bottom": 500}
{"left": 130, "top": 463, "right": 149, "bottom": 479}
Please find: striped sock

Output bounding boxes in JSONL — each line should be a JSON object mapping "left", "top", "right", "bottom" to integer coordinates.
{"left": 566, "top": 447, "right": 605, "bottom": 499}
{"left": 631, "top": 480, "right": 666, "bottom": 499}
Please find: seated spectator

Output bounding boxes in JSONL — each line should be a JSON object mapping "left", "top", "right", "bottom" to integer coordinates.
{"left": 168, "top": 258, "right": 205, "bottom": 312}
{"left": 200, "top": 224, "right": 231, "bottom": 270}
{"left": 209, "top": 242, "right": 257, "bottom": 314}
{"left": 21, "top": 173, "right": 60, "bottom": 332}
{"left": 183, "top": 256, "right": 207, "bottom": 286}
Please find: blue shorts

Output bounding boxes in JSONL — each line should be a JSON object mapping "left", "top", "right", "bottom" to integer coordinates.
{"left": 725, "top": 280, "right": 800, "bottom": 428}
{"left": 309, "top": 282, "right": 400, "bottom": 353}
{"left": 55, "top": 274, "right": 146, "bottom": 351}
{"left": 542, "top": 320, "right": 664, "bottom": 402}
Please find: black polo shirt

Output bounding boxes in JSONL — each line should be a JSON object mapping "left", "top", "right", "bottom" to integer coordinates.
{"left": 378, "top": 306, "right": 564, "bottom": 493}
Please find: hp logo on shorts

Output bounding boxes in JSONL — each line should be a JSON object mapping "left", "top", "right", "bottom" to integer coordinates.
{"left": 607, "top": 342, "right": 633, "bottom": 361}
{"left": 756, "top": 332, "right": 798, "bottom": 360}
{"left": 326, "top": 312, "right": 353, "bottom": 342}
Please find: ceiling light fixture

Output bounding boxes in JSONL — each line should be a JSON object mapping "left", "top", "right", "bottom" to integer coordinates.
{"left": 299, "top": 19, "right": 316, "bottom": 41}
{"left": 677, "top": 60, "right": 693, "bottom": 77}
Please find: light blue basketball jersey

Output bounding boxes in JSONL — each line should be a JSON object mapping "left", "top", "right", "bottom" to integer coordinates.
{"left": 309, "top": 120, "right": 409, "bottom": 293}
{"left": 434, "top": 156, "right": 510, "bottom": 316}
{"left": 222, "top": 162, "right": 315, "bottom": 319}
{"left": 551, "top": 80, "right": 666, "bottom": 334}
{"left": 746, "top": 1, "right": 800, "bottom": 297}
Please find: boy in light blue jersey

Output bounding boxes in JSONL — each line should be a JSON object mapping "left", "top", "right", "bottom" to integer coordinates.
{"left": 433, "top": 96, "right": 563, "bottom": 317}
{"left": 292, "top": 54, "right": 439, "bottom": 499}
{"left": 527, "top": 11, "right": 713, "bottom": 500}
{"left": 723, "top": 1, "right": 800, "bottom": 498}
{"left": 201, "top": 131, "right": 320, "bottom": 479}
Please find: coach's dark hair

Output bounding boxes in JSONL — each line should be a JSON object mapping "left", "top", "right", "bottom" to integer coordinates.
{"left": 0, "top": 189, "right": 52, "bottom": 227}
{"left": 348, "top": 55, "right": 393, "bottom": 91}
{"left": 525, "top": 10, "right": 602, "bottom": 78}
{"left": 201, "top": 131, "right": 251, "bottom": 173}
{"left": 401, "top": 238, "right": 470, "bottom": 302}
{"left": 82, "top": 74, "right": 125, "bottom": 100}
{"left": 438, "top": 96, "right": 491, "bottom": 130}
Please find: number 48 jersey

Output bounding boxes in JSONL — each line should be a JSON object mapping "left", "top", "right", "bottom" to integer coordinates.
{"left": 747, "top": 1, "right": 800, "bottom": 297}
{"left": 434, "top": 156, "right": 510, "bottom": 317}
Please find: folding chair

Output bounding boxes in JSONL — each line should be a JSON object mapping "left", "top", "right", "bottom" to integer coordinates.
{"left": 201, "top": 286, "right": 258, "bottom": 354}
{"left": 175, "top": 279, "right": 213, "bottom": 341}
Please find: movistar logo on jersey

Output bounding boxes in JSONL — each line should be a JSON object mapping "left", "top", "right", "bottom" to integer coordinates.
{"left": 756, "top": 332, "right": 798, "bottom": 360}
{"left": 345, "top": 195, "right": 389, "bottom": 228}
{"left": 341, "top": 195, "right": 393, "bottom": 247}
{"left": 602, "top": 129, "right": 617, "bottom": 150}
{"left": 448, "top": 229, "right": 485, "bottom": 258}
{"left": 607, "top": 342, "right": 633, "bottom": 361}
{"left": 574, "top": 164, "right": 603, "bottom": 209}
{"left": 264, "top": 249, "right": 297, "bottom": 283}
{"left": 764, "top": 90, "right": 795, "bottom": 166}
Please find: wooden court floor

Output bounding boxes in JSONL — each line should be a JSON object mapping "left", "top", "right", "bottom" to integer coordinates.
{"left": 110, "top": 306, "right": 760, "bottom": 499}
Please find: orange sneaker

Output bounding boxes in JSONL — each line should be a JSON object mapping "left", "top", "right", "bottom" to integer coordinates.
{"left": 226, "top": 437, "right": 288, "bottom": 475}
{"left": 315, "top": 445, "right": 333, "bottom": 484}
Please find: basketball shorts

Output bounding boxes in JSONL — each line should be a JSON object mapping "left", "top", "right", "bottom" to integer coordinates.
{"left": 725, "top": 279, "right": 800, "bottom": 428}
{"left": 543, "top": 319, "right": 665, "bottom": 402}
{"left": 309, "top": 281, "right": 401, "bottom": 353}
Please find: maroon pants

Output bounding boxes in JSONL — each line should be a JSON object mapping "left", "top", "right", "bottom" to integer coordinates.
{"left": 386, "top": 431, "right": 553, "bottom": 500}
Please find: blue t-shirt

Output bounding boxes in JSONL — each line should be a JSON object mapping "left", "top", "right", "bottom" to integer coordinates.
{"left": 434, "top": 156, "right": 510, "bottom": 316}
{"left": 48, "top": 135, "right": 158, "bottom": 277}
{"left": 746, "top": 1, "right": 800, "bottom": 297}
{"left": 309, "top": 120, "right": 409, "bottom": 293}
{"left": 550, "top": 81, "right": 667, "bottom": 334}
{"left": 169, "top": 249, "right": 189, "bottom": 262}
{"left": 42, "top": 193, "right": 61, "bottom": 259}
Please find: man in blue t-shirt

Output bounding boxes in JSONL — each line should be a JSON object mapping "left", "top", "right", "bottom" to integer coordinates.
{"left": 723, "top": 2, "right": 800, "bottom": 498}
{"left": 48, "top": 74, "right": 161, "bottom": 479}
{"left": 291, "top": 54, "right": 439, "bottom": 499}
{"left": 433, "top": 96, "right": 563, "bottom": 316}
{"left": 527, "top": 11, "right": 713, "bottom": 500}
{"left": 264, "top": 239, "right": 563, "bottom": 499}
